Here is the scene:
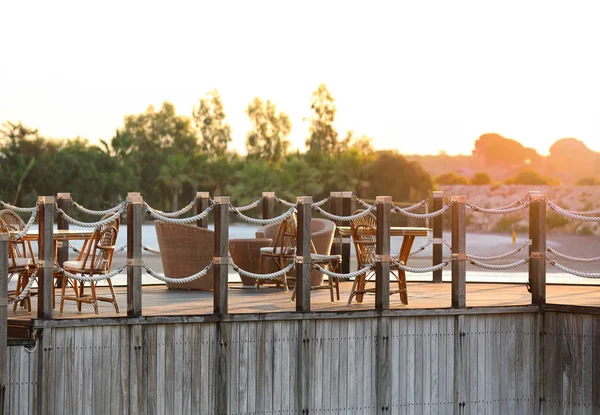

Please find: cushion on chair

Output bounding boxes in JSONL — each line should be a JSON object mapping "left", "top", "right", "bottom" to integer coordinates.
{"left": 63, "top": 260, "right": 107, "bottom": 272}
{"left": 10, "top": 257, "right": 30, "bottom": 270}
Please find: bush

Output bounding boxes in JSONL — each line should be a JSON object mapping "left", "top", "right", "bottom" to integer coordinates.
{"left": 435, "top": 172, "right": 469, "bottom": 185}
{"left": 546, "top": 211, "right": 569, "bottom": 230}
{"left": 575, "top": 177, "right": 600, "bottom": 186}
{"left": 505, "top": 170, "right": 552, "bottom": 185}
{"left": 470, "top": 172, "right": 492, "bottom": 185}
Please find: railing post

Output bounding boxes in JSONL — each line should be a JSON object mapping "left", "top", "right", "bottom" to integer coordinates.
{"left": 329, "top": 192, "right": 342, "bottom": 267}
{"left": 262, "top": 192, "right": 275, "bottom": 220}
{"left": 432, "top": 191, "right": 444, "bottom": 283}
{"left": 451, "top": 196, "right": 466, "bottom": 308}
{"left": 37, "top": 196, "right": 54, "bottom": 319}
{"left": 56, "top": 193, "right": 70, "bottom": 271}
{"left": 127, "top": 194, "right": 143, "bottom": 318}
{"left": 375, "top": 196, "right": 391, "bottom": 311}
{"left": 196, "top": 192, "right": 210, "bottom": 228}
{"left": 296, "top": 196, "right": 312, "bottom": 312}
{"left": 213, "top": 197, "right": 229, "bottom": 314}
{"left": 529, "top": 191, "right": 546, "bottom": 305}
{"left": 341, "top": 191, "right": 353, "bottom": 274}
{"left": 0, "top": 233, "right": 8, "bottom": 412}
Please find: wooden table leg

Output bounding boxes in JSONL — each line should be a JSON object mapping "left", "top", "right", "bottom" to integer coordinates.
{"left": 396, "top": 235, "right": 415, "bottom": 305}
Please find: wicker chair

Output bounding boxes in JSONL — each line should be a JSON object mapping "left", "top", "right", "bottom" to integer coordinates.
{"left": 155, "top": 221, "right": 214, "bottom": 290}
{"left": 228, "top": 238, "right": 273, "bottom": 287}
{"left": 60, "top": 214, "right": 120, "bottom": 314}
{"left": 0, "top": 215, "right": 35, "bottom": 312}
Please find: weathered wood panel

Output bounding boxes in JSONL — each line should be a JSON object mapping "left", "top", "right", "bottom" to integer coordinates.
{"left": 4, "top": 344, "right": 38, "bottom": 415}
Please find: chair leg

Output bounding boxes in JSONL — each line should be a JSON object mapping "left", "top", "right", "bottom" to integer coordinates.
{"left": 60, "top": 274, "right": 68, "bottom": 314}
{"left": 399, "top": 271, "right": 408, "bottom": 305}
{"left": 328, "top": 271, "right": 334, "bottom": 303}
{"left": 90, "top": 280, "right": 99, "bottom": 315}
{"left": 348, "top": 274, "right": 363, "bottom": 305}
{"left": 106, "top": 278, "right": 120, "bottom": 313}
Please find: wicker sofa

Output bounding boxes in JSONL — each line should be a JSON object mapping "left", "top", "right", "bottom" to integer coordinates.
{"left": 155, "top": 221, "right": 214, "bottom": 290}
{"left": 255, "top": 218, "right": 337, "bottom": 287}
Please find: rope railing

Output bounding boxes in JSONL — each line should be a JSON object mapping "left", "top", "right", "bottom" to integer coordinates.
{"left": 143, "top": 198, "right": 196, "bottom": 218}
{"left": 466, "top": 199, "right": 531, "bottom": 214}
{"left": 230, "top": 205, "right": 296, "bottom": 226}
{"left": 547, "top": 259, "right": 600, "bottom": 278}
{"left": 311, "top": 202, "right": 377, "bottom": 222}
{"left": 467, "top": 256, "right": 530, "bottom": 270}
{"left": 231, "top": 199, "right": 261, "bottom": 212}
{"left": 145, "top": 202, "right": 214, "bottom": 224}
{"left": 0, "top": 201, "right": 38, "bottom": 213}
{"left": 8, "top": 272, "right": 38, "bottom": 305}
{"left": 466, "top": 240, "right": 531, "bottom": 261}
{"left": 354, "top": 197, "right": 375, "bottom": 210}
{"left": 409, "top": 239, "right": 433, "bottom": 256}
{"left": 312, "top": 263, "right": 375, "bottom": 280}
{"left": 276, "top": 196, "right": 329, "bottom": 208}
{"left": 54, "top": 263, "right": 127, "bottom": 282}
{"left": 68, "top": 242, "right": 81, "bottom": 253}
{"left": 391, "top": 260, "right": 451, "bottom": 273}
{"left": 547, "top": 201, "right": 600, "bottom": 222}
{"left": 392, "top": 203, "right": 451, "bottom": 219}
{"left": 71, "top": 200, "right": 126, "bottom": 216}
{"left": 546, "top": 247, "right": 600, "bottom": 263}
{"left": 142, "top": 260, "right": 214, "bottom": 284}
{"left": 229, "top": 259, "right": 296, "bottom": 281}
{"left": 56, "top": 205, "right": 125, "bottom": 228}
{"left": 11, "top": 207, "right": 39, "bottom": 240}
{"left": 143, "top": 245, "right": 160, "bottom": 254}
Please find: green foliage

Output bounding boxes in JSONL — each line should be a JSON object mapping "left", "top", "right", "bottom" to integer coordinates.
{"left": 245, "top": 97, "right": 291, "bottom": 164}
{"left": 306, "top": 84, "right": 338, "bottom": 154}
{"left": 470, "top": 172, "right": 492, "bottom": 185}
{"left": 505, "top": 170, "right": 551, "bottom": 185}
{"left": 577, "top": 225, "right": 595, "bottom": 236}
{"left": 435, "top": 172, "right": 469, "bottom": 185}
{"left": 575, "top": 177, "right": 600, "bottom": 186}
{"left": 546, "top": 211, "right": 569, "bottom": 230}
{"left": 192, "top": 89, "right": 232, "bottom": 158}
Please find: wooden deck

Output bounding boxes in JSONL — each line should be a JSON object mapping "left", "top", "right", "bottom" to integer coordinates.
{"left": 8, "top": 280, "right": 600, "bottom": 321}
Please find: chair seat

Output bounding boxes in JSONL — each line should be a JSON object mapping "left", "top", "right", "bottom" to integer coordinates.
{"left": 311, "top": 253, "right": 342, "bottom": 263}
{"left": 260, "top": 246, "right": 295, "bottom": 255}
{"left": 63, "top": 260, "right": 107, "bottom": 273}
{"left": 9, "top": 257, "right": 30, "bottom": 271}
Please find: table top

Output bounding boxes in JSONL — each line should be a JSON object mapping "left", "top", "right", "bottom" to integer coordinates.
{"left": 337, "top": 226, "right": 430, "bottom": 237}
{"left": 11, "top": 229, "right": 94, "bottom": 241}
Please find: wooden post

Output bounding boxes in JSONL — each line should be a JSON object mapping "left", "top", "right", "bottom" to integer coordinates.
{"left": 127, "top": 194, "right": 143, "bottom": 318}
{"left": 0, "top": 233, "right": 8, "bottom": 412}
{"left": 296, "top": 196, "right": 312, "bottom": 312}
{"left": 329, "top": 192, "right": 342, "bottom": 264}
{"left": 37, "top": 196, "right": 54, "bottom": 320}
{"left": 376, "top": 317, "right": 391, "bottom": 413}
{"left": 195, "top": 192, "right": 210, "bottom": 228}
{"left": 213, "top": 197, "right": 229, "bottom": 315}
{"left": 375, "top": 196, "right": 391, "bottom": 311}
{"left": 432, "top": 191, "right": 444, "bottom": 283}
{"left": 529, "top": 191, "right": 547, "bottom": 305}
{"left": 56, "top": 193, "right": 70, "bottom": 271}
{"left": 451, "top": 196, "right": 466, "bottom": 308}
{"left": 262, "top": 192, "right": 275, "bottom": 220}
{"left": 341, "top": 192, "right": 352, "bottom": 274}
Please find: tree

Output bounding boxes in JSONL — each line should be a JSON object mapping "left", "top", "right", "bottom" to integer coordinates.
{"left": 470, "top": 172, "right": 492, "bottom": 185}
{"left": 245, "top": 97, "right": 291, "bottom": 164}
{"left": 306, "top": 84, "right": 338, "bottom": 154}
{"left": 435, "top": 172, "right": 469, "bottom": 185}
{"left": 192, "top": 89, "right": 232, "bottom": 158}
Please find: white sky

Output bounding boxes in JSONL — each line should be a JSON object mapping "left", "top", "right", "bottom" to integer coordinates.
{"left": 1, "top": 0, "right": 599, "bottom": 156}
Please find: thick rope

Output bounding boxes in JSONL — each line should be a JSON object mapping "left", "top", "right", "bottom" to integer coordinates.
{"left": 393, "top": 203, "right": 451, "bottom": 219}
{"left": 229, "top": 259, "right": 296, "bottom": 280}
{"left": 115, "top": 245, "right": 127, "bottom": 253}
{"left": 276, "top": 197, "right": 329, "bottom": 208}
{"left": 547, "top": 259, "right": 600, "bottom": 278}
{"left": 56, "top": 205, "right": 125, "bottom": 228}
{"left": 146, "top": 202, "right": 214, "bottom": 224}
{"left": 231, "top": 205, "right": 296, "bottom": 226}
{"left": 311, "top": 203, "right": 378, "bottom": 222}
{"left": 312, "top": 263, "right": 375, "bottom": 280}
{"left": 143, "top": 245, "right": 160, "bottom": 254}
{"left": 396, "top": 198, "right": 429, "bottom": 212}
{"left": 547, "top": 247, "right": 600, "bottom": 263}
{"left": 0, "top": 201, "right": 37, "bottom": 213}
{"left": 409, "top": 239, "right": 433, "bottom": 256}
{"left": 354, "top": 197, "right": 375, "bottom": 210}
{"left": 144, "top": 199, "right": 196, "bottom": 218}
{"left": 231, "top": 199, "right": 261, "bottom": 212}
{"left": 11, "top": 208, "right": 39, "bottom": 240}
{"left": 71, "top": 200, "right": 126, "bottom": 216}
{"left": 54, "top": 263, "right": 127, "bottom": 282}
{"left": 547, "top": 201, "right": 600, "bottom": 222}
{"left": 8, "top": 272, "right": 38, "bottom": 305}
{"left": 391, "top": 261, "right": 451, "bottom": 273}
{"left": 466, "top": 199, "right": 531, "bottom": 214}
{"left": 467, "top": 240, "right": 531, "bottom": 261}
{"left": 143, "top": 260, "right": 213, "bottom": 284}
{"left": 467, "top": 257, "right": 530, "bottom": 270}
{"left": 68, "top": 242, "right": 81, "bottom": 253}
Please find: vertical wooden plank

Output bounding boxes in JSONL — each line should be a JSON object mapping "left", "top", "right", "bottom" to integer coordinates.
{"left": 562, "top": 313, "right": 574, "bottom": 412}
{"left": 109, "top": 327, "right": 123, "bottom": 415}
{"left": 437, "top": 317, "right": 448, "bottom": 414}
{"left": 199, "top": 324, "right": 210, "bottom": 413}
{"left": 9, "top": 347, "right": 16, "bottom": 415}
{"left": 341, "top": 191, "right": 353, "bottom": 274}
{"left": 423, "top": 318, "right": 432, "bottom": 415}
{"left": 406, "top": 318, "right": 416, "bottom": 414}
{"left": 262, "top": 191, "right": 275, "bottom": 220}
{"left": 414, "top": 318, "right": 424, "bottom": 415}
{"left": 190, "top": 324, "right": 201, "bottom": 414}
{"left": 216, "top": 321, "right": 231, "bottom": 415}
{"left": 296, "top": 196, "right": 313, "bottom": 312}
{"left": 228, "top": 323, "right": 238, "bottom": 413}
{"left": 312, "top": 320, "right": 324, "bottom": 413}
{"left": 65, "top": 328, "right": 76, "bottom": 415}
{"left": 0, "top": 233, "right": 7, "bottom": 414}
{"left": 4, "top": 344, "right": 10, "bottom": 415}
{"left": 522, "top": 315, "right": 534, "bottom": 414}
{"left": 129, "top": 325, "right": 143, "bottom": 415}
{"left": 338, "top": 319, "right": 348, "bottom": 413}
{"left": 476, "top": 315, "right": 486, "bottom": 414}
{"left": 298, "top": 320, "right": 311, "bottom": 413}
{"left": 145, "top": 325, "right": 158, "bottom": 415}
{"left": 514, "top": 315, "right": 525, "bottom": 414}
{"left": 553, "top": 313, "right": 564, "bottom": 412}
{"left": 528, "top": 192, "right": 547, "bottom": 305}
{"left": 534, "top": 312, "right": 545, "bottom": 414}
{"left": 451, "top": 196, "right": 466, "bottom": 308}
{"left": 52, "top": 330, "right": 65, "bottom": 415}
{"left": 156, "top": 324, "right": 166, "bottom": 415}
{"left": 581, "top": 315, "right": 593, "bottom": 413}
{"left": 329, "top": 192, "right": 342, "bottom": 269}
{"left": 195, "top": 191, "right": 210, "bottom": 228}
{"left": 173, "top": 324, "right": 184, "bottom": 414}
{"left": 288, "top": 321, "right": 299, "bottom": 414}
{"left": 543, "top": 313, "right": 554, "bottom": 412}
{"left": 181, "top": 324, "right": 192, "bottom": 415}
{"left": 213, "top": 197, "right": 229, "bottom": 314}
{"left": 37, "top": 196, "right": 54, "bottom": 320}
{"left": 468, "top": 316, "right": 478, "bottom": 415}
{"left": 101, "top": 327, "right": 113, "bottom": 414}
{"left": 591, "top": 316, "right": 600, "bottom": 412}
{"left": 356, "top": 319, "right": 366, "bottom": 411}
{"left": 246, "top": 323, "right": 256, "bottom": 413}
{"left": 330, "top": 319, "right": 340, "bottom": 412}
{"left": 164, "top": 325, "right": 175, "bottom": 414}
{"left": 56, "top": 193, "right": 71, "bottom": 269}
{"left": 375, "top": 196, "right": 391, "bottom": 310}
{"left": 453, "top": 315, "right": 467, "bottom": 414}
{"left": 431, "top": 191, "right": 444, "bottom": 283}
{"left": 71, "top": 328, "right": 83, "bottom": 415}
{"left": 376, "top": 316, "right": 391, "bottom": 414}
{"left": 273, "top": 321, "right": 284, "bottom": 413}
{"left": 572, "top": 314, "right": 582, "bottom": 412}
{"left": 127, "top": 194, "right": 143, "bottom": 317}
{"left": 430, "top": 317, "right": 439, "bottom": 414}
